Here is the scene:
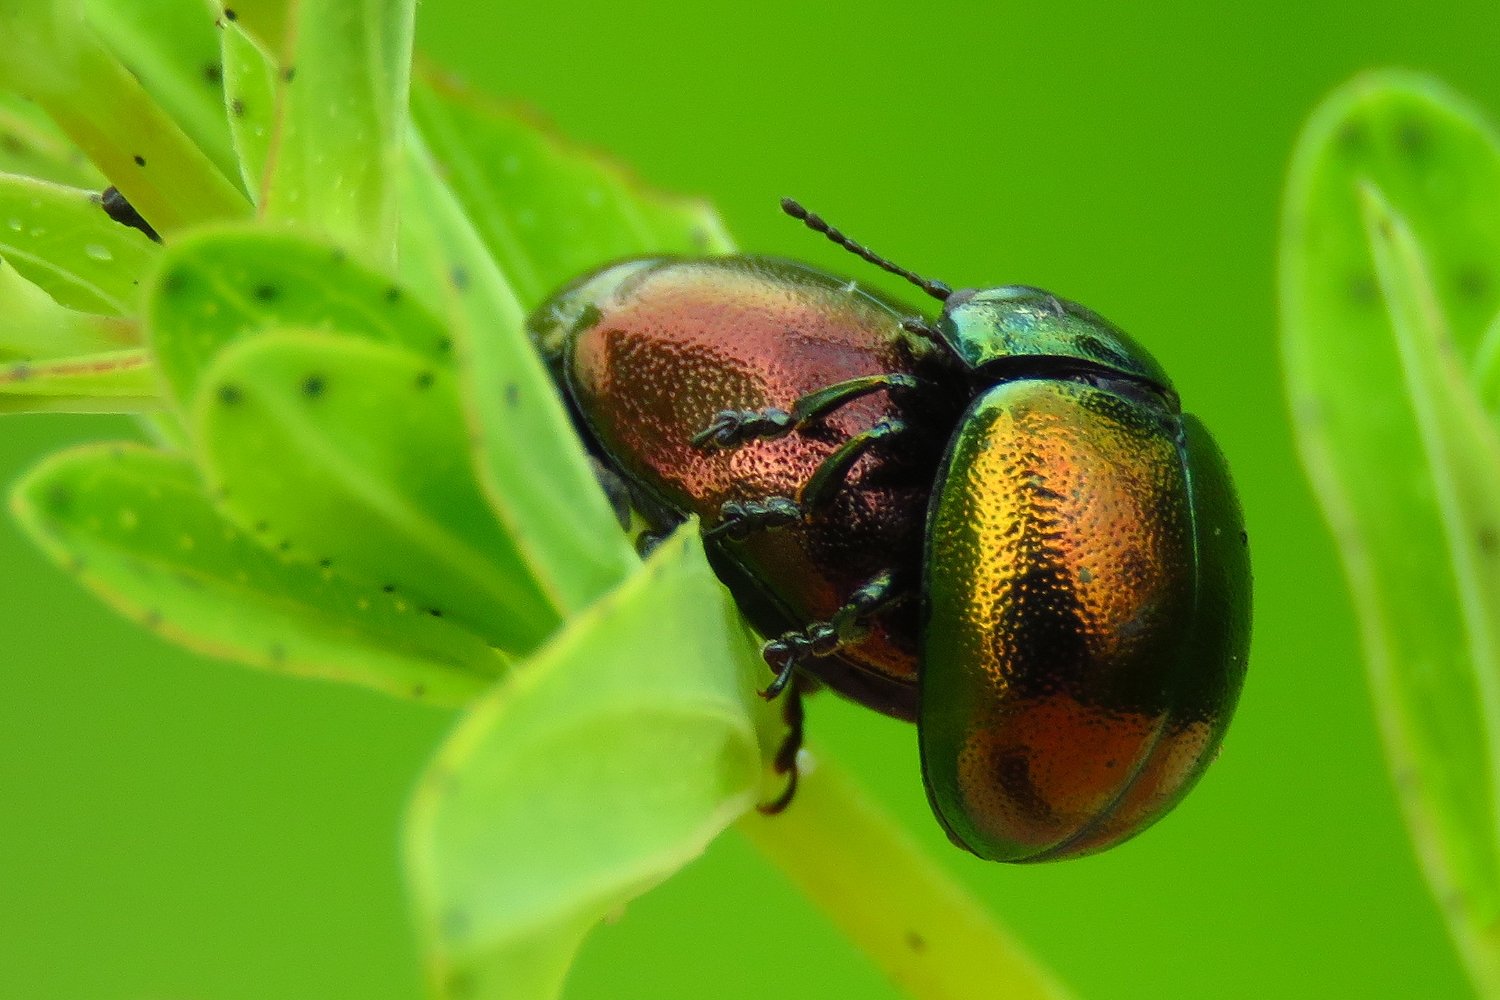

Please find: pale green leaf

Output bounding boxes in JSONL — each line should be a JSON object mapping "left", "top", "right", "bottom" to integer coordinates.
{"left": 258, "top": 0, "right": 414, "bottom": 268}
{"left": 10, "top": 441, "right": 505, "bottom": 705}
{"left": 0, "top": 171, "right": 158, "bottom": 315}
{"left": 192, "top": 328, "right": 558, "bottom": 656}
{"left": 219, "top": 21, "right": 276, "bottom": 199}
{"left": 1282, "top": 70, "right": 1500, "bottom": 991}
{"left": 399, "top": 136, "right": 638, "bottom": 617}
{"left": 0, "top": 90, "right": 105, "bottom": 188}
{"left": 0, "top": 0, "right": 249, "bottom": 234}
{"left": 147, "top": 225, "right": 448, "bottom": 409}
{"left": 404, "top": 526, "right": 771, "bottom": 1000}
{"left": 0, "top": 256, "right": 138, "bottom": 361}
{"left": 83, "top": 0, "right": 243, "bottom": 193}
{"left": 0, "top": 346, "right": 157, "bottom": 412}
{"left": 411, "top": 67, "right": 733, "bottom": 311}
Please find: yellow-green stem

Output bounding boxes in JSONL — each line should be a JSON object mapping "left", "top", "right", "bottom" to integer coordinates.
{"left": 737, "top": 748, "right": 1075, "bottom": 1000}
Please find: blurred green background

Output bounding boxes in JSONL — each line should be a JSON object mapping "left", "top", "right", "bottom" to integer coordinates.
{"left": 3, "top": 1, "right": 1499, "bottom": 997}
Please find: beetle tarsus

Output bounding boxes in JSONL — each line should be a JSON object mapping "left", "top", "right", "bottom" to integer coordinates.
{"left": 705, "top": 497, "right": 802, "bottom": 540}
{"left": 692, "top": 407, "right": 794, "bottom": 450}
{"left": 757, "top": 686, "right": 805, "bottom": 815}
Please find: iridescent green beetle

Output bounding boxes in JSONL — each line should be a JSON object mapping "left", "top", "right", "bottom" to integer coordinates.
{"left": 530, "top": 200, "right": 1251, "bottom": 861}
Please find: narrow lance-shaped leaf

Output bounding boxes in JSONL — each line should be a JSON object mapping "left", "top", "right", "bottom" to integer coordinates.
{"left": 411, "top": 66, "right": 733, "bottom": 311}
{"left": 192, "top": 328, "right": 558, "bottom": 657}
{"left": 0, "top": 171, "right": 158, "bottom": 315}
{"left": 10, "top": 441, "right": 506, "bottom": 706}
{"left": 83, "top": 0, "right": 244, "bottom": 194}
{"left": 0, "top": 346, "right": 158, "bottom": 413}
{"left": 0, "top": 256, "right": 138, "bottom": 361}
{"left": 400, "top": 135, "right": 638, "bottom": 616}
{"left": 1361, "top": 182, "right": 1500, "bottom": 987}
{"left": 219, "top": 21, "right": 276, "bottom": 198}
{"left": 147, "top": 225, "right": 449, "bottom": 409}
{"left": 258, "top": 0, "right": 414, "bottom": 268}
{"left": 0, "top": 0, "right": 249, "bottom": 234}
{"left": 404, "top": 525, "right": 775, "bottom": 1000}
{"left": 0, "top": 90, "right": 105, "bottom": 188}
{"left": 1281, "top": 70, "right": 1500, "bottom": 993}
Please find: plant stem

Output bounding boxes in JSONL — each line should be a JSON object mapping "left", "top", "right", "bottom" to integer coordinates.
{"left": 736, "top": 746, "right": 1075, "bottom": 1000}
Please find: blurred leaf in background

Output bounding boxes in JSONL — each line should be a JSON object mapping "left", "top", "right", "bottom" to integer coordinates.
{"left": 1283, "top": 71, "right": 1500, "bottom": 996}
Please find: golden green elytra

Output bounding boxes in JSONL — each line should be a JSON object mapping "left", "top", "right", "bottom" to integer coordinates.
{"left": 528, "top": 200, "right": 1251, "bottom": 862}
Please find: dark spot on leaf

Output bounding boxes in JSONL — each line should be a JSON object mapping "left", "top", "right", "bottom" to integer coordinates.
{"left": 415, "top": 371, "right": 434, "bottom": 390}
{"left": 302, "top": 374, "right": 325, "bottom": 398}
{"left": 443, "top": 908, "right": 471, "bottom": 937}
{"left": 504, "top": 383, "right": 520, "bottom": 408}
{"left": 385, "top": 286, "right": 401, "bottom": 304}
{"left": 231, "top": 98, "right": 245, "bottom": 118}
{"left": 905, "top": 931, "right": 926, "bottom": 952}
{"left": 1396, "top": 117, "right": 1431, "bottom": 159}
{"left": 383, "top": 584, "right": 395, "bottom": 593}
{"left": 11, "top": 363, "right": 32, "bottom": 382}
{"left": 254, "top": 283, "right": 279, "bottom": 302}
{"left": 1239, "top": 530, "right": 1248, "bottom": 546}
{"left": 1457, "top": 265, "right": 1490, "bottom": 301}
{"left": 133, "top": 154, "right": 146, "bottom": 166}
{"left": 269, "top": 643, "right": 286, "bottom": 662}
{"left": 144, "top": 610, "right": 163, "bottom": 628}
{"left": 444, "top": 970, "right": 476, "bottom": 1000}
{"left": 331, "top": 247, "right": 347, "bottom": 264}
{"left": 427, "top": 608, "right": 443, "bottom": 617}
{"left": 283, "top": 66, "right": 296, "bottom": 82}
{"left": 224, "top": 7, "right": 237, "bottom": 20}
{"left": 45, "top": 484, "right": 71, "bottom": 514}
{"left": 1480, "top": 527, "right": 1499, "bottom": 556}
{"left": 218, "top": 383, "right": 243, "bottom": 405}
{"left": 254, "top": 520, "right": 268, "bottom": 532}
{"left": 450, "top": 266, "right": 469, "bottom": 290}
{"left": 318, "top": 557, "right": 332, "bottom": 568}
{"left": 1, "top": 133, "right": 25, "bottom": 154}
{"left": 437, "top": 337, "right": 452, "bottom": 353}
{"left": 278, "top": 539, "right": 292, "bottom": 551}
{"left": 204, "top": 62, "right": 223, "bottom": 85}
{"left": 412, "top": 684, "right": 426, "bottom": 698}
{"left": 161, "top": 269, "right": 189, "bottom": 297}
{"left": 68, "top": 555, "right": 86, "bottom": 572}
{"left": 1347, "top": 272, "right": 1378, "bottom": 306}
{"left": 1335, "top": 119, "right": 1366, "bottom": 156}
{"left": 175, "top": 572, "right": 203, "bottom": 590}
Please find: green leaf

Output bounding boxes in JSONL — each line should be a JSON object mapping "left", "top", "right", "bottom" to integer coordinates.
{"left": 404, "top": 525, "right": 770, "bottom": 1000}
{"left": 147, "top": 225, "right": 449, "bottom": 409}
{"left": 10, "top": 441, "right": 505, "bottom": 706}
{"left": 0, "top": 90, "right": 105, "bottom": 188}
{"left": 0, "top": 256, "right": 138, "bottom": 361}
{"left": 1281, "top": 70, "right": 1500, "bottom": 992}
{"left": 219, "top": 21, "right": 276, "bottom": 199}
{"left": 258, "top": 0, "right": 414, "bottom": 268}
{"left": 400, "top": 136, "right": 639, "bottom": 617}
{"left": 0, "top": 346, "right": 157, "bottom": 413}
{"left": 192, "top": 328, "right": 558, "bottom": 657}
{"left": 0, "top": 0, "right": 249, "bottom": 234}
{"left": 0, "top": 171, "right": 158, "bottom": 315}
{"left": 411, "top": 67, "right": 733, "bottom": 311}
{"left": 83, "top": 0, "right": 244, "bottom": 194}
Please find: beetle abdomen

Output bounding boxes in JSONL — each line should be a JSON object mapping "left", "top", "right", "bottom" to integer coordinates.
{"left": 920, "top": 378, "right": 1246, "bottom": 861}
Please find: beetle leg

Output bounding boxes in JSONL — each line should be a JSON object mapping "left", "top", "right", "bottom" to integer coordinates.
{"left": 692, "top": 373, "right": 922, "bottom": 451}
{"left": 758, "top": 568, "right": 906, "bottom": 700}
{"left": 757, "top": 685, "right": 806, "bottom": 815}
{"left": 703, "top": 496, "right": 803, "bottom": 540}
{"left": 800, "top": 417, "right": 909, "bottom": 512}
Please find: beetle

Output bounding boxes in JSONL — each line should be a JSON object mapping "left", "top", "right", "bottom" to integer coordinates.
{"left": 528, "top": 200, "right": 1251, "bottom": 862}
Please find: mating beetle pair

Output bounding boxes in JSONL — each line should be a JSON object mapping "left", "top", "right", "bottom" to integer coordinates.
{"left": 529, "top": 201, "right": 1251, "bottom": 863}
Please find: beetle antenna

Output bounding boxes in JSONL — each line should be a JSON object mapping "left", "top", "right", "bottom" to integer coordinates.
{"left": 781, "top": 198, "right": 952, "bottom": 302}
